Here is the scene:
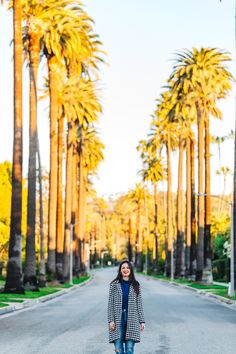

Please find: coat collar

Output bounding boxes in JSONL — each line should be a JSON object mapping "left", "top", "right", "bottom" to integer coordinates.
{"left": 113, "top": 279, "right": 133, "bottom": 298}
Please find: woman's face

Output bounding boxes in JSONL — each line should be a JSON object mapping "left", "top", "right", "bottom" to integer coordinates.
{"left": 120, "top": 263, "right": 131, "bottom": 278}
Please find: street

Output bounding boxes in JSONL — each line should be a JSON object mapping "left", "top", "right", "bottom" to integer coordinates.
{"left": 0, "top": 268, "right": 236, "bottom": 354}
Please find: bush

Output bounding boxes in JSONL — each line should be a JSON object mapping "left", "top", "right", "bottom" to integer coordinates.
{"left": 212, "top": 258, "right": 229, "bottom": 282}
{"left": 0, "top": 262, "right": 5, "bottom": 278}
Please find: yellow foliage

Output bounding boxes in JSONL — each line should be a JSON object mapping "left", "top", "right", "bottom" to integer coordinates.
{"left": 0, "top": 161, "right": 27, "bottom": 262}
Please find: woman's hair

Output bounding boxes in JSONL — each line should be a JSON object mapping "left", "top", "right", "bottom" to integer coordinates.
{"left": 111, "top": 260, "right": 140, "bottom": 295}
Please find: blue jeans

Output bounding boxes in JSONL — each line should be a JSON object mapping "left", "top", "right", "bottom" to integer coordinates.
{"left": 114, "top": 309, "right": 135, "bottom": 354}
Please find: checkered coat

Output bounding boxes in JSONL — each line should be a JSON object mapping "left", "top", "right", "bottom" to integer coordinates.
{"left": 107, "top": 280, "right": 145, "bottom": 343}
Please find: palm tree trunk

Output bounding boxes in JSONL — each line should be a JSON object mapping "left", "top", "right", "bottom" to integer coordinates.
{"left": 196, "top": 106, "right": 204, "bottom": 281}
{"left": 56, "top": 116, "right": 64, "bottom": 281}
{"left": 63, "top": 121, "right": 73, "bottom": 280}
{"left": 234, "top": 115, "right": 236, "bottom": 290}
{"left": 190, "top": 138, "right": 197, "bottom": 280}
{"left": 128, "top": 216, "right": 133, "bottom": 262}
{"left": 47, "top": 55, "right": 58, "bottom": 276}
{"left": 185, "top": 136, "right": 191, "bottom": 278}
{"left": 166, "top": 132, "right": 173, "bottom": 277}
{"left": 37, "top": 134, "right": 46, "bottom": 288}
{"left": 5, "top": 0, "right": 24, "bottom": 294}
{"left": 136, "top": 204, "right": 142, "bottom": 272}
{"left": 233, "top": 0, "right": 236, "bottom": 293}
{"left": 175, "top": 138, "right": 185, "bottom": 278}
{"left": 203, "top": 117, "right": 213, "bottom": 284}
{"left": 24, "top": 36, "right": 40, "bottom": 289}
{"left": 71, "top": 139, "right": 78, "bottom": 275}
{"left": 153, "top": 183, "right": 158, "bottom": 274}
{"left": 78, "top": 136, "right": 85, "bottom": 269}
{"left": 74, "top": 153, "right": 81, "bottom": 275}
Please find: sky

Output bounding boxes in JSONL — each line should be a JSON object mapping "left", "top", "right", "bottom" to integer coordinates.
{"left": 0, "top": 0, "right": 235, "bottom": 198}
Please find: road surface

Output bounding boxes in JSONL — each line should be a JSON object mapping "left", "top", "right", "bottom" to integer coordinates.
{"left": 0, "top": 268, "right": 236, "bottom": 353}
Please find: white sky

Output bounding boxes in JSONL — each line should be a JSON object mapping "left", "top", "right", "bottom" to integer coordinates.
{"left": 0, "top": 0, "right": 235, "bottom": 198}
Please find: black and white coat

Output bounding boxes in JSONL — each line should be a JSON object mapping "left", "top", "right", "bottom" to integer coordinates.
{"left": 107, "top": 280, "right": 145, "bottom": 343}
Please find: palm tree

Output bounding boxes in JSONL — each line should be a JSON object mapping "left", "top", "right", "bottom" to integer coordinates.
{"left": 37, "top": 134, "right": 46, "bottom": 287}
{"left": 138, "top": 139, "right": 166, "bottom": 274}
{"left": 55, "top": 115, "right": 64, "bottom": 281}
{"left": 153, "top": 92, "right": 179, "bottom": 277}
{"left": 170, "top": 48, "right": 232, "bottom": 282}
{"left": 5, "top": 0, "right": 24, "bottom": 293}
{"left": 175, "top": 136, "right": 185, "bottom": 278}
{"left": 55, "top": 76, "right": 102, "bottom": 279}
{"left": 42, "top": 6, "right": 102, "bottom": 276}
{"left": 76, "top": 126, "right": 104, "bottom": 274}
{"left": 166, "top": 93, "right": 197, "bottom": 279}
{"left": 127, "top": 184, "right": 148, "bottom": 272}
{"left": 212, "top": 133, "right": 232, "bottom": 215}
{"left": 19, "top": 0, "right": 74, "bottom": 289}
{"left": 188, "top": 138, "right": 197, "bottom": 280}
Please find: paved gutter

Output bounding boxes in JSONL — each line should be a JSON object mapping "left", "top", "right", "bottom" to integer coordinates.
{"left": 0, "top": 275, "right": 93, "bottom": 316}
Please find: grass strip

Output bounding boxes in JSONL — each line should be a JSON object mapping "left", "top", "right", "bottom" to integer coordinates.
{"left": 73, "top": 276, "right": 90, "bottom": 285}
{"left": 0, "top": 298, "right": 24, "bottom": 303}
{"left": 0, "top": 275, "right": 90, "bottom": 301}
{"left": 139, "top": 272, "right": 236, "bottom": 299}
{"left": 188, "top": 283, "right": 227, "bottom": 290}
{"left": 0, "top": 287, "right": 59, "bottom": 299}
{"left": 0, "top": 303, "right": 9, "bottom": 307}
{"left": 0, "top": 275, "right": 90, "bottom": 304}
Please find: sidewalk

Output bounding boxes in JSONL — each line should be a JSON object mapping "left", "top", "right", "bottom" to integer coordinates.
{"left": 0, "top": 276, "right": 92, "bottom": 316}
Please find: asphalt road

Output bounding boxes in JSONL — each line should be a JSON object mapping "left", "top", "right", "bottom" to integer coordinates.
{"left": 0, "top": 268, "right": 236, "bottom": 354}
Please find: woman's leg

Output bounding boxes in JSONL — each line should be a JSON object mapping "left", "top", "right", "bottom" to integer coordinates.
{"left": 125, "top": 340, "right": 135, "bottom": 354}
{"left": 114, "top": 312, "right": 126, "bottom": 354}
{"left": 114, "top": 338, "right": 124, "bottom": 354}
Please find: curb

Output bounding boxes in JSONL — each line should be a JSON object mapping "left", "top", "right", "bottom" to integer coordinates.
{"left": 139, "top": 274, "right": 236, "bottom": 308}
{"left": 0, "top": 275, "right": 93, "bottom": 317}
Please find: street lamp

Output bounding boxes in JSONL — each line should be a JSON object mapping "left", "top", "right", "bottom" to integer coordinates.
{"left": 197, "top": 193, "right": 234, "bottom": 296}
{"left": 70, "top": 224, "right": 76, "bottom": 286}
{"left": 171, "top": 241, "right": 174, "bottom": 281}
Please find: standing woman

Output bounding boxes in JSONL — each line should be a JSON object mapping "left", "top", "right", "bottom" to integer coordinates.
{"left": 108, "top": 260, "right": 145, "bottom": 354}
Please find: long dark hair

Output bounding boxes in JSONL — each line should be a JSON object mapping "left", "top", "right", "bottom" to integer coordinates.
{"left": 111, "top": 260, "right": 140, "bottom": 295}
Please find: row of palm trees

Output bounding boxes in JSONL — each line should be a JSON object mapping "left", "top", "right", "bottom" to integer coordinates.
{"left": 136, "top": 47, "right": 233, "bottom": 283}
{"left": 3, "top": 0, "right": 105, "bottom": 293}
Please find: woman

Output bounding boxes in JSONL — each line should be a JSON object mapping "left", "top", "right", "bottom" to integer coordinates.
{"left": 108, "top": 260, "right": 145, "bottom": 354}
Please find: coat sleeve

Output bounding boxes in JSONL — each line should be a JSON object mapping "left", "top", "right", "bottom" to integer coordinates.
{"left": 137, "top": 285, "right": 145, "bottom": 324}
{"left": 108, "top": 283, "right": 114, "bottom": 323}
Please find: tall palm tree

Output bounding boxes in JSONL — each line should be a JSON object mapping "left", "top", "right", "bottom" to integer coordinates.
{"left": 138, "top": 139, "right": 166, "bottom": 274}
{"left": 55, "top": 76, "right": 102, "bottom": 279}
{"left": 20, "top": 0, "right": 74, "bottom": 288}
{"left": 175, "top": 136, "right": 185, "bottom": 278}
{"left": 5, "top": 0, "right": 24, "bottom": 293}
{"left": 76, "top": 127, "right": 104, "bottom": 274}
{"left": 170, "top": 48, "right": 232, "bottom": 282}
{"left": 190, "top": 137, "right": 197, "bottom": 279}
{"left": 36, "top": 134, "right": 46, "bottom": 287}
{"left": 153, "top": 92, "right": 178, "bottom": 277}
{"left": 56, "top": 115, "right": 64, "bottom": 281}
{"left": 166, "top": 94, "right": 197, "bottom": 278}
{"left": 127, "top": 184, "right": 148, "bottom": 272}
{"left": 42, "top": 6, "right": 102, "bottom": 276}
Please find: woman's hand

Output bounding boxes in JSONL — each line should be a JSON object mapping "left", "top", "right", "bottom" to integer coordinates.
{"left": 140, "top": 323, "right": 145, "bottom": 331}
{"left": 109, "top": 321, "right": 116, "bottom": 331}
